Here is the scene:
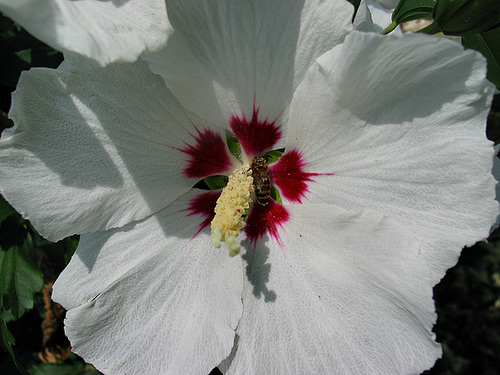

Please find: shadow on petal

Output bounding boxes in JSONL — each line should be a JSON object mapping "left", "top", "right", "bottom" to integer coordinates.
{"left": 241, "top": 236, "right": 277, "bottom": 303}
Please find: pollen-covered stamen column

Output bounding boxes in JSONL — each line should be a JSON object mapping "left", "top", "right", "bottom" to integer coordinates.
{"left": 211, "top": 166, "right": 254, "bottom": 256}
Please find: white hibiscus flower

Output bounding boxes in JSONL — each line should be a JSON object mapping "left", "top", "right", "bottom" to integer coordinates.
{"left": 0, "top": 0, "right": 497, "bottom": 374}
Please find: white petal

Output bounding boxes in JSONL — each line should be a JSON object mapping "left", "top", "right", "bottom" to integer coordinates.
{"left": 0, "top": 56, "right": 231, "bottom": 241}
{"left": 0, "top": 0, "right": 169, "bottom": 66}
{"left": 375, "top": 0, "right": 400, "bottom": 9}
{"left": 222, "top": 204, "right": 441, "bottom": 374}
{"left": 286, "top": 31, "right": 498, "bottom": 284}
{"left": 364, "top": 0, "right": 401, "bottom": 33}
{"left": 52, "top": 190, "right": 243, "bottom": 375}
{"left": 352, "top": 0, "right": 377, "bottom": 32}
{"left": 144, "top": 0, "right": 354, "bottom": 125}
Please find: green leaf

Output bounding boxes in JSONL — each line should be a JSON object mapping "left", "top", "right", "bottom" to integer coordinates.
{"left": 64, "top": 236, "right": 80, "bottom": 264}
{"left": 0, "top": 197, "right": 15, "bottom": 223}
{"left": 0, "top": 315, "right": 18, "bottom": 367}
{"left": 416, "top": 21, "right": 442, "bottom": 35}
{"left": 14, "top": 49, "right": 32, "bottom": 65}
{"left": 0, "top": 14, "right": 63, "bottom": 88}
{"left": 392, "top": 0, "right": 435, "bottom": 24}
{"left": 225, "top": 131, "right": 242, "bottom": 160}
{"left": 32, "top": 362, "right": 98, "bottom": 375}
{"left": 204, "top": 175, "right": 229, "bottom": 190}
{"left": 263, "top": 149, "right": 284, "bottom": 164}
{"left": 0, "top": 234, "right": 44, "bottom": 319}
{"left": 270, "top": 186, "right": 282, "bottom": 204}
{"left": 462, "top": 26, "right": 500, "bottom": 90}
{"left": 433, "top": 0, "right": 500, "bottom": 36}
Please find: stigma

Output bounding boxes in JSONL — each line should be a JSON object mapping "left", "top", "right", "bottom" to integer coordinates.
{"left": 211, "top": 166, "right": 254, "bottom": 256}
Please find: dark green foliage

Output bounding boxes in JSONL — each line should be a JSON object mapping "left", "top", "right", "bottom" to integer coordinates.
{"left": 1, "top": 316, "right": 18, "bottom": 370}
{"left": 433, "top": 0, "right": 500, "bottom": 36}
{"left": 0, "top": 230, "right": 44, "bottom": 320}
{"left": 0, "top": 11, "right": 73, "bottom": 375}
{"left": 0, "top": 198, "right": 15, "bottom": 223}
{"left": 426, "top": 229, "right": 500, "bottom": 374}
{"left": 32, "top": 354, "right": 99, "bottom": 375}
{"left": 0, "top": 202, "right": 42, "bottom": 369}
{"left": 462, "top": 26, "right": 500, "bottom": 91}
{"left": 487, "top": 95, "right": 500, "bottom": 145}
{"left": 0, "top": 14, "right": 63, "bottom": 89}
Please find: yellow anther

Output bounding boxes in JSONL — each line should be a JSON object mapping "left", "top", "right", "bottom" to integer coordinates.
{"left": 211, "top": 166, "right": 253, "bottom": 256}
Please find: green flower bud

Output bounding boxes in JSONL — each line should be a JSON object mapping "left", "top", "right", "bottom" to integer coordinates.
{"left": 433, "top": 0, "right": 500, "bottom": 36}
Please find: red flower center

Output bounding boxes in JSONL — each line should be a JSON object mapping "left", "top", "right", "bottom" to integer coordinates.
{"left": 181, "top": 108, "right": 333, "bottom": 247}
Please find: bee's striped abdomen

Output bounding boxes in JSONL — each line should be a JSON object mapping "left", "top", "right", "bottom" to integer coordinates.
{"left": 250, "top": 157, "right": 271, "bottom": 206}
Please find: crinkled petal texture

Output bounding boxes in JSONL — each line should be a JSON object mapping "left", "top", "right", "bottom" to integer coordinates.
{"left": 286, "top": 31, "right": 498, "bottom": 284}
{"left": 0, "top": 56, "right": 229, "bottom": 241}
{"left": 0, "top": 0, "right": 168, "bottom": 66}
{"left": 144, "top": 0, "right": 354, "bottom": 125}
{"left": 52, "top": 190, "right": 243, "bottom": 375}
{"left": 220, "top": 205, "right": 440, "bottom": 374}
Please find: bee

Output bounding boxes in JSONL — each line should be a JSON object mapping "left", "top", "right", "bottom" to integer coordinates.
{"left": 250, "top": 156, "right": 271, "bottom": 206}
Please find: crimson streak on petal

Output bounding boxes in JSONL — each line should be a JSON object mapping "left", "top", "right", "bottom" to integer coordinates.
{"left": 271, "top": 149, "right": 334, "bottom": 203}
{"left": 183, "top": 191, "right": 220, "bottom": 238}
{"left": 245, "top": 199, "right": 289, "bottom": 247}
{"left": 230, "top": 107, "right": 282, "bottom": 158}
{"left": 176, "top": 128, "right": 233, "bottom": 178}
